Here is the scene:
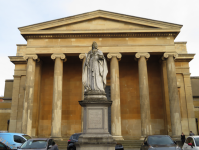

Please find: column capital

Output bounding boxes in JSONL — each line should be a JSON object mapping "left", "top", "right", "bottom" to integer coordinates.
{"left": 51, "top": 53, "right": 66, "bottom": 61}
{"left": 23, "top": 54, "right": 39, "bottom": 61}
{"left": 135, "top": 52, "right": 150, "bottom": 60}
{"left": 162, "top": 52, "right": 178, "bottom": 60}
{"left": 79, "top": 53, "right": 86, "bottom": 60}
{"left": 107, "top": 53, "right": 122, "bottom": 61}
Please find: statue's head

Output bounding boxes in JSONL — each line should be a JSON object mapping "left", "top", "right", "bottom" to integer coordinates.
{"left": 92, "top": 41, "right": 98, "bottom": 49}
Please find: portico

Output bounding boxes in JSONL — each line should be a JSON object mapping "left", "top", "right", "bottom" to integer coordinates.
{"left": 8, "top": 10, "right": 196, "bottom": 139}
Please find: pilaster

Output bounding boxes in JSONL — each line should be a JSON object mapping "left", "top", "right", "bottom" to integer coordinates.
{"left": 9, "top": 75, "right": 21, "bottom": 132}
{"left": 183, "top": 73, "right": 197, "bottom": 134}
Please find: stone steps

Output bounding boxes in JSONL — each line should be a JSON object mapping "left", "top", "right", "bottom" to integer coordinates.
{"left": 116, "top": 140, "right": 144, "bottom": 149}
{"left": 55, "top": 139, "right": 144, "bottom": 149}
{"left": 55, "top": 140, "right": 68, "bottom": 149}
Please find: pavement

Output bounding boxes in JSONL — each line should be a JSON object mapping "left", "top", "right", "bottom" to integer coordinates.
{"left": 60, "top": 149, "right": 140, "bottom": 150}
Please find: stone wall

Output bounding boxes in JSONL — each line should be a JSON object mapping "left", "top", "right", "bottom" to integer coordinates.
{"left": 0, "top": 102, "right": 11, "bottom": 131}
{"left": 191, "top": 77, "right": 199, "bottom": 134}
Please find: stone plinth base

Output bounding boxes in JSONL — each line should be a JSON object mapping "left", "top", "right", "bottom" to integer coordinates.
{"left": 76, "top": 133, "right": 116, "bottom": 150}
{"left": 77, "top": 91, "right": 116, "bottom": 150}
{"left": 84, "top": 90, "right": 107, "bottom": 100}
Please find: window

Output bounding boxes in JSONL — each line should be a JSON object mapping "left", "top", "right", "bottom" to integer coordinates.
{"left": 148, "top": 136, "right": 174, "bottom": 145}
{"left": 14, "top": 135, "right": 26, "bottom": 143}
{"left": 186, "top": 137, "right": 192, "bottom": 144}
{"left": 194, "top": 138, "right": 199, "bottom": 146}
{"left": 144, "top": 137, "right": 148, "bottom": 143}
{"left": 48, "top": 139, "right": 53, "bottom": 146}
{"left": 190, "top": 138, "right": 195, "bottom": 146}
{"left": 70, "top": 134, "right": 81, "bottom": 140}
{"left": 143, "top": 137, "right": 148, "bottom": 145}
{"left": 21, "top": 140, "right": 47, "bottom": 149}
{"left": 22, "top": 135, "right": 31, "bottom": 140}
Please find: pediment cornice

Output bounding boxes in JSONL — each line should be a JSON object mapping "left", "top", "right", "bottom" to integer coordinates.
{"left": 19, "top": 10, "right": 182, "bottom": 32}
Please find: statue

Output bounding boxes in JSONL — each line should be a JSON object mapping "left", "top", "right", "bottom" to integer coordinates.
{"left": 82, "top": 41, "right": 108, "bottom": 92}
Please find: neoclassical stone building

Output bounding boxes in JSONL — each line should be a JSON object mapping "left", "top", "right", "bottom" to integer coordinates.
{"left": 6, "top": 10, "right": 196, "bottom": 139}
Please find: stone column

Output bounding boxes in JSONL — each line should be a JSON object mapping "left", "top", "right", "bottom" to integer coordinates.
{"left": 163, "top": 52, "right": 182, "bottom": 136}
{"left": 51, "top": 53, "right": 66, "bottom": 138}
{"left": 135, "top": 52, "right": 152, "bottom": 137}
{"left": 23, "top": 54, "right": 39, "bottom": 136}
{"left": 161, "top": 60, "right": 172, "bottom": 135}
{"left": 79, "top": 53, "right": 86, "bottom": 132}
{"left": 107, "top": 53, "right": 123, "bottom": 140}
{"left": 9, "top": 75, "right": 21, "bottom": 132}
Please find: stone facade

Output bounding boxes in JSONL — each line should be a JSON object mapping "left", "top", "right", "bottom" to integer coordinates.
{"left": 0, "top": 10, "right": 197, "bottom": 139}
{"left": 191, "top": 77, "right": 199, "bottom": 134}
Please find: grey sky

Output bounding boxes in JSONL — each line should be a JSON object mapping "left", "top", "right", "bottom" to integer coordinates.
{"left": 0, "top": 0, "right": 199, "bottom": 96}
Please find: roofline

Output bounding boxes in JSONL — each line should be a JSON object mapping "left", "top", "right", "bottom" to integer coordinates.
{"left": 174, "top": 41, "right": 187, "bottom": 44}
{"left": 18, "top": 10, "right": 183, "bottom": 31}
{"left": 191, "top": 76, "right": 199, "bottom": 78}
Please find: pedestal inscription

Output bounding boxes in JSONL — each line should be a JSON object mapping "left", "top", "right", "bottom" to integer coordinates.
{"left": 88, "top": 109, "right": 103, "bottom": 129}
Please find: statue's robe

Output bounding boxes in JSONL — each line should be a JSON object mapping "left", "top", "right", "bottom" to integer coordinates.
{"left": 82, "top": 49, "right": 108, "bottom": 92}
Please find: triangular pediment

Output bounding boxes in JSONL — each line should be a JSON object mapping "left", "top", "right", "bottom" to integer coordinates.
{"left": 42, "top": 17, "right": 158, "bottom": 31}
{"left": 19, "top": 10, "right": 182, "bottom": 32}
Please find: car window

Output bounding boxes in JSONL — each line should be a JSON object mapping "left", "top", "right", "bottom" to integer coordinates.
{"left": 21, "top": 140, "right": 47, "bottom": 149}
{"left": 14, "top": 135, "right": 26, "bottom": 143}
{"left": 148, "top": 136, "right": 174, "bottom": 145}
{"left": 194, "top": 138, "right": 199, "bottom": 146}
{"left": 76, "top": 134, "right": 81, "bottom": 140}
{"left": 0, "top": 143, "right": 7, "bottom": 150}
{"left": 190, "top": 138, "right": 195, "bottom": 146}
{"left": 70, "top": 134, "right": 81, "bottom": 140}
{"left": 143, "top": 137, "right": 148, "bottom": 144}
{"left": 186, "top": 137, "right": 192, "bottom": 144}
{"left": 48, "top": 139, "right": 53, "bottom": 146}
{"left": 22, "top": 135, "right": 31, "bottom": 140}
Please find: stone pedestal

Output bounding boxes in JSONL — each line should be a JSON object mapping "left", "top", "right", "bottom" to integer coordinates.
{"left": 76, "top": 91, "right": 116, "bottom": 150}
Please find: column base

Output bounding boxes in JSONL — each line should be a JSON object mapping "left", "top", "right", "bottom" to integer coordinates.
{"left": 112, "top": 136, "right": 124, "bottom": 140}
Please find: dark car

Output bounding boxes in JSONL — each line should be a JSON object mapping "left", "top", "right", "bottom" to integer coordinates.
{"left": 67, "top": 133, "right": 123, "bottom": 150}
{"left": 18, "top": 138, "right": 56, "bottom": 150}
{"left": 140, "top": 135, "right": 181, "bottom": 150}
{"left": 0, "top": 141, "right": 11, "bottom": 149}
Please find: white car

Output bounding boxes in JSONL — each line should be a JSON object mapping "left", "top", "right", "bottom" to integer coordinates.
{"left": 182, "top": 136, "right": 199, "bottom": 150}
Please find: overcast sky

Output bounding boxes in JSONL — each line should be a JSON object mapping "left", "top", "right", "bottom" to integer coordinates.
{"left": 0, "top": 0, "right": 199, "bottom": 96}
